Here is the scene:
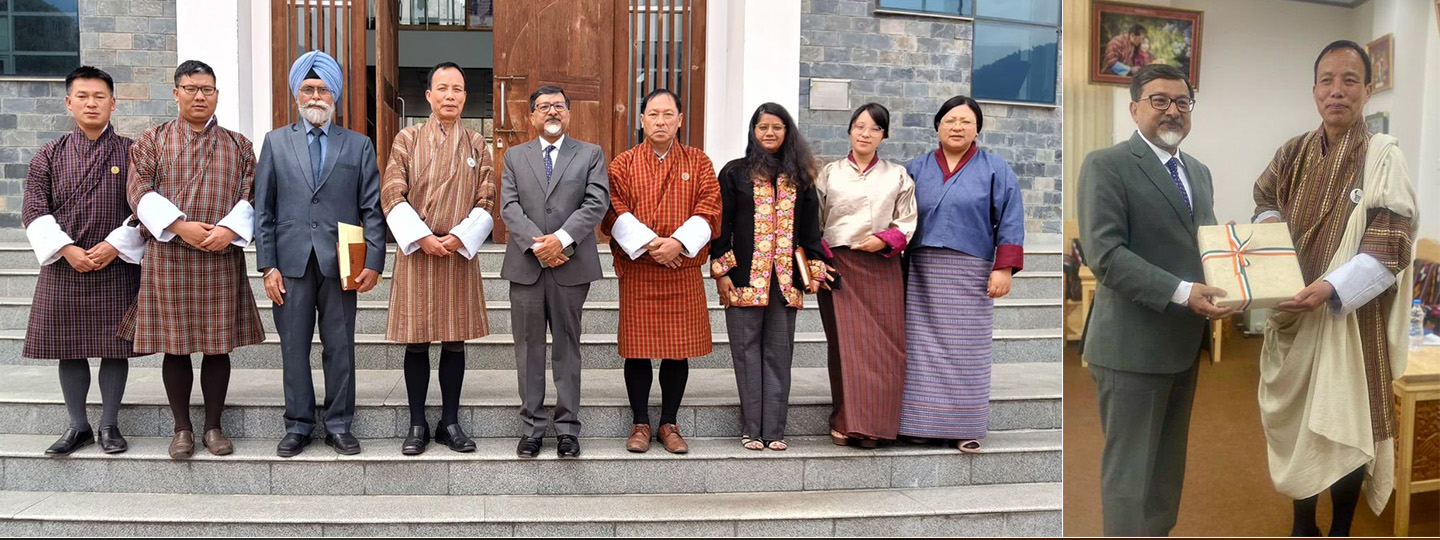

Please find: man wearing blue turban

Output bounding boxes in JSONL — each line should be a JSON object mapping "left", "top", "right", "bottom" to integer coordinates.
{"left": 254, "top": 50, "right": 386, "bottom": 457}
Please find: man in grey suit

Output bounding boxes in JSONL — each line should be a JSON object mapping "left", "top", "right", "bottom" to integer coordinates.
{"left": 1077, "top": 64, "right": 1235, "bottom": 536}
{"left": 254, "top": 51, "right": 385, "bottom": 457}
{"left": 500, "top": 85, "right": 610, "bottom": 459}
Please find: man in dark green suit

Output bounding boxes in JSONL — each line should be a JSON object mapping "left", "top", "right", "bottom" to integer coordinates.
{"left": 1077, "top": 64, "right": 1236, "bottom": 536}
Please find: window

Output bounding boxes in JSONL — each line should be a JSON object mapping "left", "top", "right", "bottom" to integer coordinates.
{"left": 0, "top": 0, "right": 80, "bottom": 77}
{"left": 876, "top": 0, "right": 1060, "bottom": 105}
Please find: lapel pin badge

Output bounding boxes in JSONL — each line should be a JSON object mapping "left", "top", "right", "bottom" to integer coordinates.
{"left": 681, "top": 172, "right": 691, "bottom": 181}
{"left": 1349, "top": 188, "right": 1363, "bottom": 204}
{"left": 110, "top": 166, "right": 120, "bottom": 174}
{"left": 467, "top": 157, "right": 476, "bottom": 168}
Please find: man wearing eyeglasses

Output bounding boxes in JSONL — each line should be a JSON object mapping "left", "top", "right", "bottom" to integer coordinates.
{"left": 123, "top": 60, "right": 266, "bottom": 460}
{"left": 254, "top": 50, "right": 385, "bottom": 458}
{"left": 600, "top": 88, "right": 720, "bottom": 455}
{"left": 500, "top": 84, "right": 610, "bottom": 459}
{"left": 1077, "top": 63, "right": 1233, "bottom": 536}
{"left": 1252, "top": 40, "right": 1417, "bottom": 537}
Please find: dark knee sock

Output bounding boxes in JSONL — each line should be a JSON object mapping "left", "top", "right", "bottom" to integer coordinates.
{"left": 1327, "top": 466, "right": 1366, "bottom": 537}
{"left": 97, "top": 358, "right": 128, "bottom": 429}
{"left": 57, "top": 359, "right": 91, "bottom": 431}
{"left": 438, "top": 342, "right": 465, "bottom": 426}
{"left": 161, "top": 354, "right": 194, "bottom": 433}
{"left": 658, "top": 359, "right": 688, "bottom": 425}
{"left": 199, "top": 354, "right": 230, "bottom": 432}
{"left": 403, "top": 344, "right": 430, "bottom": 427}
{"left": 1292, "top": 495, "right": 1321, "bottom": 537}
{"left": 624, "top": 358, "right": 652, "bottom": 425}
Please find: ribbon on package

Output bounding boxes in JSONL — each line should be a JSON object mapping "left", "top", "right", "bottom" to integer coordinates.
{"left": 1199, "top": 221, "right": 1297, "bottom": 310}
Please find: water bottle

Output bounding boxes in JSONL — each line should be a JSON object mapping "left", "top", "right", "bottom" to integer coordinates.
{"left": 1411, "top": 299, "right": 1426, "bottom": 352}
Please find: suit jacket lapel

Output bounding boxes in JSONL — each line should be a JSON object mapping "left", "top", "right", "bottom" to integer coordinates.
{"left": 544, "top": 139, "right": 577, "bottom": 200}
{"left": 1182, "top": 152, "right": 1215, "bottom": 227}
{"left": 314, "top": 125, "right": 346, "bottom": 192}
{"left": 287, "top": 122, "right": 312, "bottom": 189}
{"left": 524, "top": 140, "right": 548, "bottom": 195}
{"left": 1128, "top": 133, "right": 1195, "bottom": 233}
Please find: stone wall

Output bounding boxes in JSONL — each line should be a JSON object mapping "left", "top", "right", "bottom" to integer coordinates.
{"left": 0, "top": 0, "right": 177, "bottom": 228}
{"left": 798, "top": 0, "right": 1063, "bottom": 241}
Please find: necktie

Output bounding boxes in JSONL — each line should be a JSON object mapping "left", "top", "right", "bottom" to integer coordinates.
{"left": 308, "top": 127, "right": 324, "bottom": 189}
{"left": 544, "top": 145, "right": 555, "bottom": 186}
{"left": 1166, "top": 157, "right": 1191, "bottom": 216}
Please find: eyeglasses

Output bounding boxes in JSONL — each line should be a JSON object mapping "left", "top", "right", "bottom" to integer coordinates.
{"left": 852, "top": 125, "right": 884, "bottom": 135}
{"left": 941, "top": 117, "right": 976, "bottom": 128}
{"left": 535, "top": 103, "right": 568, "bottom": 113}
{"left": 1143, "top": 94, "right": 1195, "bottom": 112}
{"left": 177, "top": 85, "right": 217, "bottom": 97}
{"left": 298, "top": 86, "right": 332, "bottom": 97}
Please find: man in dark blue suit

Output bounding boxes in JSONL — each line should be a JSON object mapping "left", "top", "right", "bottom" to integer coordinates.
{"left": 254, "top": 51, "right": 386, "bottom": 457}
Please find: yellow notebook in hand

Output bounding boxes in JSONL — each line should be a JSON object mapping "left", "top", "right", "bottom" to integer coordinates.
{"left": 337, "top": 222, "right": 366, "bottom": 291}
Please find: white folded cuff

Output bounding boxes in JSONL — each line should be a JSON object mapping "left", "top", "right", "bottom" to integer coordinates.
{"left": 386, "top": 202, "right": 433, "bottom": 256}
{"left": 1171, "top": 280, "right": 1193, "bottom": 307}
{"left": 452, "top": 208, "right": 495, "bottom": 260}
{"left": 1252, "top": 210, "right": 1283, "bottom": 224}
{"left": 215, "top": 200, "right": 255, "bottom": 247}
{"left": 671, "top": 215, "right": 713, "bottom": 258}
{"left": 137, "top": 192, "right": 185, "bottom": 242}
{"left": 612, "top": 212, "right": 659, "bottom": 260}
{"left": 1322, "top": 253, "right": 1396, "bottom": 316}
{"left": 24, "top": 214, "right": 74, "bottom": 266}
{"left": 555, "top": 228, "right": 575, "bottom": 249}
{"left": 104, "top": 218, "right": 147, "bottom": 264}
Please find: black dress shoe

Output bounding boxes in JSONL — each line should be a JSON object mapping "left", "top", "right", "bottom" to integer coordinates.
{"left": 276, "top": 433, "right": 311, "bottom": 458}
{"left": 45, "top": 427, "right": 94, "bottom": 456}
{"left": 435, "top": 423, "right": 477, "bottom": 453}
{"left": 324, "top": 432, "right": 362, "bottom": 455}
{"left": 401, "top": 425, "right": 430, "bottom": 456}
{"left": 98, "top": 425, "right": 128, "bottom": 454}
{"left": 516, "top": 436, "right": 543, "bottom": 458}
{"left": 557, "top": 434, "right": 581, "bottom": 459}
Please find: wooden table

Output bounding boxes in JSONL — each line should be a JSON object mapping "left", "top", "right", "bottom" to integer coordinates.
{"left": 1394, "top": 345, "right": 1440, "bottom": 536}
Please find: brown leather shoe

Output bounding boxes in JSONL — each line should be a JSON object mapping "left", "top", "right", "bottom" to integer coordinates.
{"left": 203, "top": 429, "right": 234, "bottom": 456}
{"left": 657, "top": 423, "right": 689, "bottom": 454}
{"left": 625, "top": 424, "right": 652, "bottom": 453}
{"left": 168, "top": 430, "right": 194, "bottom": 459}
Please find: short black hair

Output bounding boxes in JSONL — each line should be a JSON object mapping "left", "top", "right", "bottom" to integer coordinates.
{"left": 934, "top": 95, "right": 984, "bottom": 133}
{"left": 1129, "top": 63, "right": 1193, "bottom": 102}
{"left": 1128, "top": 24, "right": 1147, "bottom": 36}
{"left": 848, "top": 102, "right": 889, "bottom": 139}
{"left": 1313, "top": 39, "right": 1371, "bottom": 85}
{"left": 427, "top": 62, "right": 464, "bottom": 89}
{"left": 173, "top": 60, "right": 215, "bottom": 86}
{"left": 640, "top": 88, "right": 682, "bottom": 114}
{"left": 66, "top": 65, "right": 114, "bottom": 94}
{"left": 529, "top": 85, "right": 570, "bottom": 112}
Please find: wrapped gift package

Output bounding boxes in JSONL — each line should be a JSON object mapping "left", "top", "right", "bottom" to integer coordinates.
{"left": 1197, "top": 222, "right": 1306, "bottom": 310}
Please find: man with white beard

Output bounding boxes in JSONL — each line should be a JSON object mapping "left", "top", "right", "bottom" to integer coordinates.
{"left": 254, "top": 50, "right": 386, "bottom": 457}
{"left": 1077, "top": 63, "right": 1233, "bottom": 536}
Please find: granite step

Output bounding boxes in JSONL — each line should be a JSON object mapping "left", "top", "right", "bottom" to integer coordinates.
{"left": 0, "top": 296, "right": 1065, "bottom": 334}
{"left": 0, "top": 482, "right": 1062, "bottom": 536}
{"left": 0, "top": 268, "right": 1067, "bottom": 303}
{"left": 0, "top": 430, "right": 1060, "bottom": 495}
{"left": 0, "top": 363, "right": 1062, "bottom": 439}
{"left": 0, "top": 243, "right": 1066, "bottom": 274}
{"left": 0, "top": 328, "right": 1064, "bottom": 369}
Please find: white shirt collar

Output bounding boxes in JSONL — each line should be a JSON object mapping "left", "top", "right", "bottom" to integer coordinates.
{"left": 540, "top": 135, "right": 566, "bottom": 155}
{"left": 1136, "top": 130, "right": 1183, "bottom": 169}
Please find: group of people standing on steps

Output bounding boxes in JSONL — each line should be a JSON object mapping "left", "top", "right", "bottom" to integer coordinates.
{"left": 22, "top": 52, "right": 1026, "bottom": 463}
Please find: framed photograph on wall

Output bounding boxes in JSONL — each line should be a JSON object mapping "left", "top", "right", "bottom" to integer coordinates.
{"left": 1366, "top": 34, "right": 1393, "bottom": 93}
{"left": 1090, "top": 1, "right": 1204, "bottom": 89}
{"left": 1365, "top": 111, "right": 1389, "bottom": 135}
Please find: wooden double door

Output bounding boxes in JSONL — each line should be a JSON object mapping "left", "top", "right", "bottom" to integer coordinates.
{"left": 272, "top": 0, "right": 708, "bottom": 241}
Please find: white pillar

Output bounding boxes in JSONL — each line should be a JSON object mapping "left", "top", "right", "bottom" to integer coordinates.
{"left": 703, "top": 0, "right": 801, "bottom": 169}
{"left": 176, "top": 0, "right": 243, "bottom": 136}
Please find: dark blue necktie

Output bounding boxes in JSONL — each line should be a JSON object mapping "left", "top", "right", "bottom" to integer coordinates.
{"left": 1166, "top": 157, "right": 1191, "bottom": 216}
{"left": 308, "top": 127, "right": 324, "bottom": 189}
{"left": 544, "top": 145, "right": 555, "bottom": 186}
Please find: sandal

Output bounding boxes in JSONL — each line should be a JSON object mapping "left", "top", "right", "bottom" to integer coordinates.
{"left": 855, "top": 437, "right": 879, "bottom": 449}
{"left": 956, "top": 440, "right": 981, "bottom": 454}
{"left": 830, "top": 430, "right": 849, "bottom": 446}
{"left": 766, "top": 440, "right": 788, "bottom": 451}
{"left": 742, "top": 435, "right": 764, "bottom": 451}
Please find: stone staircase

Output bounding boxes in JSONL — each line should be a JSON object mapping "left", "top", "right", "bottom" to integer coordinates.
{"left": 0, "top": 242, "right": 1062, "bottom": 535}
